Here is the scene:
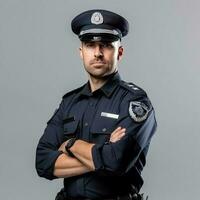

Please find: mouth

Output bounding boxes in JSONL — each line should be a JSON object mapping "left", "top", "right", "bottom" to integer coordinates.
{"left": 91, "top": 61, "right": 106, "bottom": 66}
{"left": 92, "top": 63, "right": 106, "bottom": 68}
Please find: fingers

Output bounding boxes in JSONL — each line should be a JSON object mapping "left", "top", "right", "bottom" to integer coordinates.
{"left": 110, "top": 127, "right": 126, "bottom": 143}
{"left": 110, "top": 127, "right": 120, "bottom": 137}
{"left": 111, "top": 127, "right": 126, "bottom": 137}
{"left": 58, "top": 141, "right": 67, "bottom": 152}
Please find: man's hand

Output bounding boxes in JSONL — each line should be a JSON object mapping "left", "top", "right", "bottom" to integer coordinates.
{"left": 109, "top": 127, "right": 126, "bottom": 143}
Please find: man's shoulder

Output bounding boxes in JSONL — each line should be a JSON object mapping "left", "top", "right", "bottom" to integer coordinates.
{"left": 119, "top": 80, "right": 154, "bottom": 119}
{"left": 62, "top": 84, "right": 85, "bottom": 99}
{"left": 119, "top": 80, "right": 147, "bottom": 99}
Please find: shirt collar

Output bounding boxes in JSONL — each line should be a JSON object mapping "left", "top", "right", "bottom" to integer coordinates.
{"left": 79, "top": 72, "right": 121, "bottom": 97}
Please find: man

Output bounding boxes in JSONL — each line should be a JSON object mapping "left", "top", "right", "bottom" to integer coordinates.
{"left": 36, "top": 9, "right": 157, "bottom": 200}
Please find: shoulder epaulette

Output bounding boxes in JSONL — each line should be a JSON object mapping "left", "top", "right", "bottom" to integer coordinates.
{"left": 62, "top": 84, "right": 85, "bottom": 99}
{"left": 120, "top": 81, "right": 147, "bottom": 98}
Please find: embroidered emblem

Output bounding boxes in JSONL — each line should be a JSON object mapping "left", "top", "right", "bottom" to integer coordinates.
{"left": 129, "top": 101, "right": 150, "bottom": 122}
{"left": 91, "top": 12, "right": 103, "bottom": 25}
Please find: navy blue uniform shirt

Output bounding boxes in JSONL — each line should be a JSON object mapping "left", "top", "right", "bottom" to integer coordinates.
{"left": 36, "top": 72, "right": 157, "bottom": 199}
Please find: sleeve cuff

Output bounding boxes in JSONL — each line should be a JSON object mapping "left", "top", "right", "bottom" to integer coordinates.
{"left": 44, "top": 150, "right": 63, "bottom": 180}
{"left": 92, "top": 143, "right": 104, "bottom": 171}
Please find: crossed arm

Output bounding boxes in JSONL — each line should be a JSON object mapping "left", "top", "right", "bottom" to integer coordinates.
{"left": 53, "top": 127, "right": 126, "bottom": 178}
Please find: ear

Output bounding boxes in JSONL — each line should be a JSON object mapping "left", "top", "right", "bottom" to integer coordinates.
{"left": 117, "top": 46, "right": 124, "bottom": 61}
{"left": 79, "top": 45, "right": 83, "bottom": 59}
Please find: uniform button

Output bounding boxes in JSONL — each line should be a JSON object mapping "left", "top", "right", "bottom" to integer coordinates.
{"left": 84, "top": 122, "right": 88, "bottom": 127}
{"left": 102, "top": 128, "right": 107, "bottom": 132}
{"left": 89, "top": 102, "right": 94, "bottom": 106}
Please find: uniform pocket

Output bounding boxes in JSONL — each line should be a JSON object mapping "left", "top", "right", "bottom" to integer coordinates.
{"left": 63, "top": 116, "right": 79, "bottom": 140}
{"left": 90, "top": 114, "right": 118, "bottom": 144}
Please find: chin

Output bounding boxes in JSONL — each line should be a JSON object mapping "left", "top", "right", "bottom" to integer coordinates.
{"left": 88, "top": 72, "right": 106, "bottom": 78}
{"left": 90, "top": 74, "right": 105, "bottom": 79}
{"left": 89, "top": 71, "right": 114, "bottom": 79}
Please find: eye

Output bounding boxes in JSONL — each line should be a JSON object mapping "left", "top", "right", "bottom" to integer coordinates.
{"left": 102, "top": 43, "right": 113, "bottom": 48}
{"left": 85, "top": 42, "right": 95, "bottom": 48}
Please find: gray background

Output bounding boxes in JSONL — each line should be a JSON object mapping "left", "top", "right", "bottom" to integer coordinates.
{"left": 0, "top": 0, "right": 199, "bottom": 199}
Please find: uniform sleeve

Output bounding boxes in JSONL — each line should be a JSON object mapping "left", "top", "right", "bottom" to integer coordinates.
{"left": 92, "top": 96, "right": 157, "bottom": 175}
{"left": 35, "top": 101, "right": 64, "bottom": 180}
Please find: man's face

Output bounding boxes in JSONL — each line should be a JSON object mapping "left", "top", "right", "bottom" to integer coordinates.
{"left": 79, "top": 40, "right": 123, "bottom": 79}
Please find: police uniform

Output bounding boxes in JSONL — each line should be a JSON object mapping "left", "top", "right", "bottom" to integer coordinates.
{"left": 36, "top": 9, "right": 157, "bottom": 200}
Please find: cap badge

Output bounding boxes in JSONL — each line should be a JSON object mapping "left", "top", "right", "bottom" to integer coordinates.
{"left": 91, "top": 12, "right": 103, "bottom": 25}
{"left": 92, "top": 36, "right": 102, "bottom": 41}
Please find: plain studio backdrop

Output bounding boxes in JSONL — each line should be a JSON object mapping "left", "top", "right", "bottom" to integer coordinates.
{"left": 0, "top": 0, "right": 199, "bottom": 200}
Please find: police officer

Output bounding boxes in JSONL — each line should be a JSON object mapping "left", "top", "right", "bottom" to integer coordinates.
{"left": 36, "top": 9, "right": 157, "bottom": 200}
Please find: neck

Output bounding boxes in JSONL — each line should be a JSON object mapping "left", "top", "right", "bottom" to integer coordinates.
{"left": 89, "top": 76, "right": 108, "bottom": 92}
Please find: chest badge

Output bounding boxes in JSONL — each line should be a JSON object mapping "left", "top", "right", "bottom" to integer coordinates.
{"left": 129, "top": 101, "right": 150, "bottom": 122}
{"left": 101, "top": 112, "right": 119, "bottom": 119}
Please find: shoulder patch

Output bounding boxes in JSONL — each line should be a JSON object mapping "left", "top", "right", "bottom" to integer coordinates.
{"left": 129, "top": 101, "right": 151, "bottom": 122}
{"left": 62, "top": 84, "right": 85, "bottom": 99}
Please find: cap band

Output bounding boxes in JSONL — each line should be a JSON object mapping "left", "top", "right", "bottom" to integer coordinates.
{"left": 79, "top": 28, "right": 120, "bottom": 36}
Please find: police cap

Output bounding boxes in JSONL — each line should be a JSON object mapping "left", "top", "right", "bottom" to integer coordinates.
{"left": 71, "top": 9, "right": 129, "bottom": 42}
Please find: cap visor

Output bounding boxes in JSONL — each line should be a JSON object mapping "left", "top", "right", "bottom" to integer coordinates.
{"left": 79, "top": 33, "right": 120, "bottom": 42}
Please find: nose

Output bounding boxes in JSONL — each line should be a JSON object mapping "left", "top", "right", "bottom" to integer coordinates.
{"left": 94, "top": 45, "right": 103, "bottom": 58}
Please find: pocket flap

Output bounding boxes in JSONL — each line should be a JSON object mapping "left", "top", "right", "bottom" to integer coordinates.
{"left": 63, "top": 117, "right": 79, "bottom": 134}
{"left": 90, "top": 115, "right": 117, "bottom": 135}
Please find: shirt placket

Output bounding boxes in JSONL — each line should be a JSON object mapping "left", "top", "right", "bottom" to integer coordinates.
{"left": 76, "top": 95, "right": 98, "bottom": 196}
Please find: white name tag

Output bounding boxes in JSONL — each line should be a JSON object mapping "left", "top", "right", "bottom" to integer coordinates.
{"left": 101, "top": 112, "right": 119, "bottom": 119}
